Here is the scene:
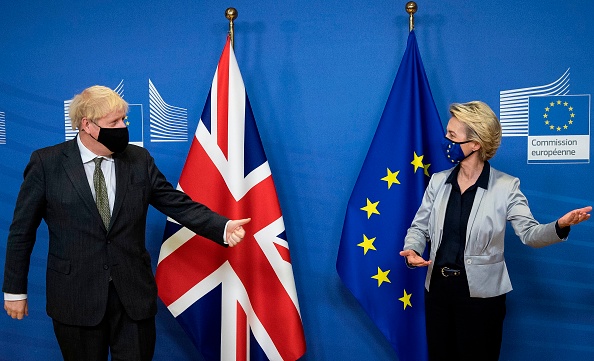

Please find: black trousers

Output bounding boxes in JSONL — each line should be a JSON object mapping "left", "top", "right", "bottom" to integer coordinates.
{"left": 52, "top": 282, "right": 156, "bottom": 361}
{"left": 425, "top": 268, "right": 506, "bottom": 361}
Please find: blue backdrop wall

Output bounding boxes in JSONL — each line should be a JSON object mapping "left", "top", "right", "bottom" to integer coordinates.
{"left": 1, "top": 1, "right": 593, "bottom": 360}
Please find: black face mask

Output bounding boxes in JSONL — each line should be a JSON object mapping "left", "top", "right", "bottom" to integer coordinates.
{"left": 92, "top": 124, "right": 129, "bottom": 153}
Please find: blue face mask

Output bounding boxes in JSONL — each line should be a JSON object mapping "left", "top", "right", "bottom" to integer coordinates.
{"left": 441, "top": 136, "right": 474, "bottom": 164}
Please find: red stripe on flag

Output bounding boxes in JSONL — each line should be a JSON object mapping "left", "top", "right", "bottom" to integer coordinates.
{"left": 217, "top": 37, "right": 231, "bottom": 159}
{"left": 237, "top": 302, "right": 247, "bottom": 360}
{"left": 155, "top": 233, "right": 224, "bottom": 306}
{"left": 274, "top": 242, "right": 292, "bottom": 263}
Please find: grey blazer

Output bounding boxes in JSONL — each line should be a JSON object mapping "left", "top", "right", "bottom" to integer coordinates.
{"left": 3, "top": 138, "right": 229, "bottom": 325}
{"left": 404, "top": 165, "right": 565, "bottom": 298}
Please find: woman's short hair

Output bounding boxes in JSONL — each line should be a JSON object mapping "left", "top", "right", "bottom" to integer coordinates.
{"left": 68, "top": 85, "right": 128, "bottom": 129}
{"left": 449, "top": 101, "right": 502, "bottom": 161}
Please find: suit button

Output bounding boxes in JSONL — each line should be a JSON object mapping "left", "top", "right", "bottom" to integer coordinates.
{"left": 103, "top": 264, "right": 109, "bottom": 270}
{"left": 466, "top": 259, "right": 472, "bottom": 265}
{"left": 107, "top": 239, "right": 112, "bottom": 244}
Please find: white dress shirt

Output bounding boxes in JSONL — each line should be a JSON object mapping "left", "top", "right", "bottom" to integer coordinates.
{"left": 77, "top": 135, "right": 116, "bottom": 213}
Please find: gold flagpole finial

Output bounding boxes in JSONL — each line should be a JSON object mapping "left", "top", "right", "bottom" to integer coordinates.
{"left": 405, "top": 2, "right": 417, "bottom": 32}
{"left": 225, "top": 7, "right": 238, "bottom": 48}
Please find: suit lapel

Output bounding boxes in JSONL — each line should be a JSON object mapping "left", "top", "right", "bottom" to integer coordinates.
{"left": 466, "top": 187, "right": 486, "bottom": 248}
{"left": 62, "top": 138, "right": 105, "bottom": 227}
{"left": 110, "top": 153, "right": 130, "bottom": 231}
{"left": 435, "top": 183, "right": 451, "bottom": 250}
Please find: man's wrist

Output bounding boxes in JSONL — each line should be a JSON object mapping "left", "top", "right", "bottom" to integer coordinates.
{"left": 4, "top": 293, "right": 27, "bottom": 301}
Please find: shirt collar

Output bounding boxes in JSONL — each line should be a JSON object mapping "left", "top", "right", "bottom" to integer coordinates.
{"left": 445, "top": 165, "right": 460, "bottom": 184}
{"left": 476, "top": 161, "right": 490, "bottom": 189}
{"left": 445, "top": 161, "right": 490, "bottom": 190}
{"left": 76, "top": 134, "right": 114, "bottom": 164}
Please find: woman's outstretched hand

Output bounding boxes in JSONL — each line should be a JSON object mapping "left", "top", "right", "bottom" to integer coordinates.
{"left": 399, "top": 249, "right": 432, "bottom": 267}
{"left": 557, "top": 206, "right": 592, "bottom": 228}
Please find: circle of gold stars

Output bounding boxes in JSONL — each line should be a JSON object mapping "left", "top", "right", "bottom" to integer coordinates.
{"left": 543, "top": 99, "right": 575, "bottom": 132}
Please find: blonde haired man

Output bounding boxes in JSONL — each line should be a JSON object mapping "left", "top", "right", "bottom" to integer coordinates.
{"left": 3, "top": 85, "right": 250, "bottom": 360}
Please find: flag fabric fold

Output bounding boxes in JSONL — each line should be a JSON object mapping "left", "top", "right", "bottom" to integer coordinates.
{"left": 156, "top": 36, "right": 306, "bottom": 361}
{"left": 336, "top": 31, "right": 450, "bottom": 361}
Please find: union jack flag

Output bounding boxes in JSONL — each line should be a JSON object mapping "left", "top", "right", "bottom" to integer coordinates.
{"left": 155, "top": 37, "right": 306, "bottom": 360}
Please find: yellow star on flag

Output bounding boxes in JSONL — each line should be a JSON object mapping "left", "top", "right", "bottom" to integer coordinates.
{"left": 423, "top": 163, "right": 431, "bottom": 177}
{"left": 399, "top": 289, "right": 413, "bottom": 310}
{"left": 371, "top": 267, "right": 391, "bottom": 287}
{"left": 381, "top": 168, "right": 400, "bottom": 189}
{"left": 360, "top": 198, "right": 380, "bottom": 219}
{"left": 411, "top": 152, "right": 425, "bottom": 173}
{"left": 357, "top": 234, "right": 376, "bottom": 255}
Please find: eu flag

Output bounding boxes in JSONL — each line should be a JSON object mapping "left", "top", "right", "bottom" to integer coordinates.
{"left": 528, "top": 95, "right": 590, "bottom": 136}
{"left": 336, "top": 31, "right": 450, "bottom": 361}
{"left": 126, "top": 104, "right": 144, "bottom": 147}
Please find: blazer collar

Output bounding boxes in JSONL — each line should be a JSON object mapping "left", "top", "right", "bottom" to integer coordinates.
{"left": 61, "top": 137, "right": 105, "bottom": 228}
{"left": 445, "top": 161, "right": 491, "bottom": 190}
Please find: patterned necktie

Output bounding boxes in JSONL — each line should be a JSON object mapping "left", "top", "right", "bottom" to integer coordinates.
{"left": 93, "top": 157, "right": 111, "bottom": 229}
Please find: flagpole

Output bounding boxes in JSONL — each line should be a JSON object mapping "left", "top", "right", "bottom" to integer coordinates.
{"left": 225, "top": 7, "right": 238, "bottom": 48}
{"left": 405, "top": 1, "right": 417, "bottom": 32}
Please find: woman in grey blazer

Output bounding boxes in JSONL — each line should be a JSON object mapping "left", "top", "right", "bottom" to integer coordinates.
{"left": 399, "top": 101, "right": 591, "bottom": 361}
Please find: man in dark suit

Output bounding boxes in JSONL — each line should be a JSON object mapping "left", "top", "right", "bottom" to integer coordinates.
{"left": 2, "top": 85, "right": 250, "bottom": 360}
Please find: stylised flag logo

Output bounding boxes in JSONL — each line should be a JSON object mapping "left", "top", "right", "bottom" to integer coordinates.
{"left": 499, "top": 69, "right": 570, "bottom": 137}
{"left": 0, "top": 111, "right": 5, "bottom": 144}
{"left": 337, "top": 31, "right": 450, "bottom": 361}
{"left": 149, "top": 79, "right": 188, "bottom": 143}
{"left": 155, "top": 37, "right": 306, "bottom": 361}
{"left": 64, "top": 99, "right": 78, "bottom": 140}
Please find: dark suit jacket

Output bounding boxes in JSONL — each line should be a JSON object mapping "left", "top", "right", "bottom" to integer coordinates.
{"left": 2, "top": 138, "right": 228, "bottom": 326}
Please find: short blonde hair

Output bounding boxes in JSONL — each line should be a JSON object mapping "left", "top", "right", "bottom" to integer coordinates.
{"left": 449, "top": 101, "right": 501, "bottom": 161}
{"left": 68, "top": 85, "right": 128, "bottom": 129}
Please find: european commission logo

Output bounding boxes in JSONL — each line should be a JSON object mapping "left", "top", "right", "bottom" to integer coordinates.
{"left": 528, "top": 95, "right": 590, "bottom": 164}
{"left": 500, "top": 69, "right": 591, "bottom": 164}
{"left": 149, "top": 79, "right": 188, "bottom": 142}
{"left": 64, "top": 80, "right": 188, "bottom": 146}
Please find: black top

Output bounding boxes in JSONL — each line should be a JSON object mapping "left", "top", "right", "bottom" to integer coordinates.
{"left": 433, "top": 161, "right": 570, "bottom": 270}
{"left": 434, "top": 162, "right": 491, "bottom": 269}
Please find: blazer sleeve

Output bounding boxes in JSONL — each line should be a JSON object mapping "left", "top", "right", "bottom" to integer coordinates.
{"left": 3, "top": 151, "right": 47, "bottom": 294}
{"left": 143, "top": 151, "right": 229, "bottom": 245}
